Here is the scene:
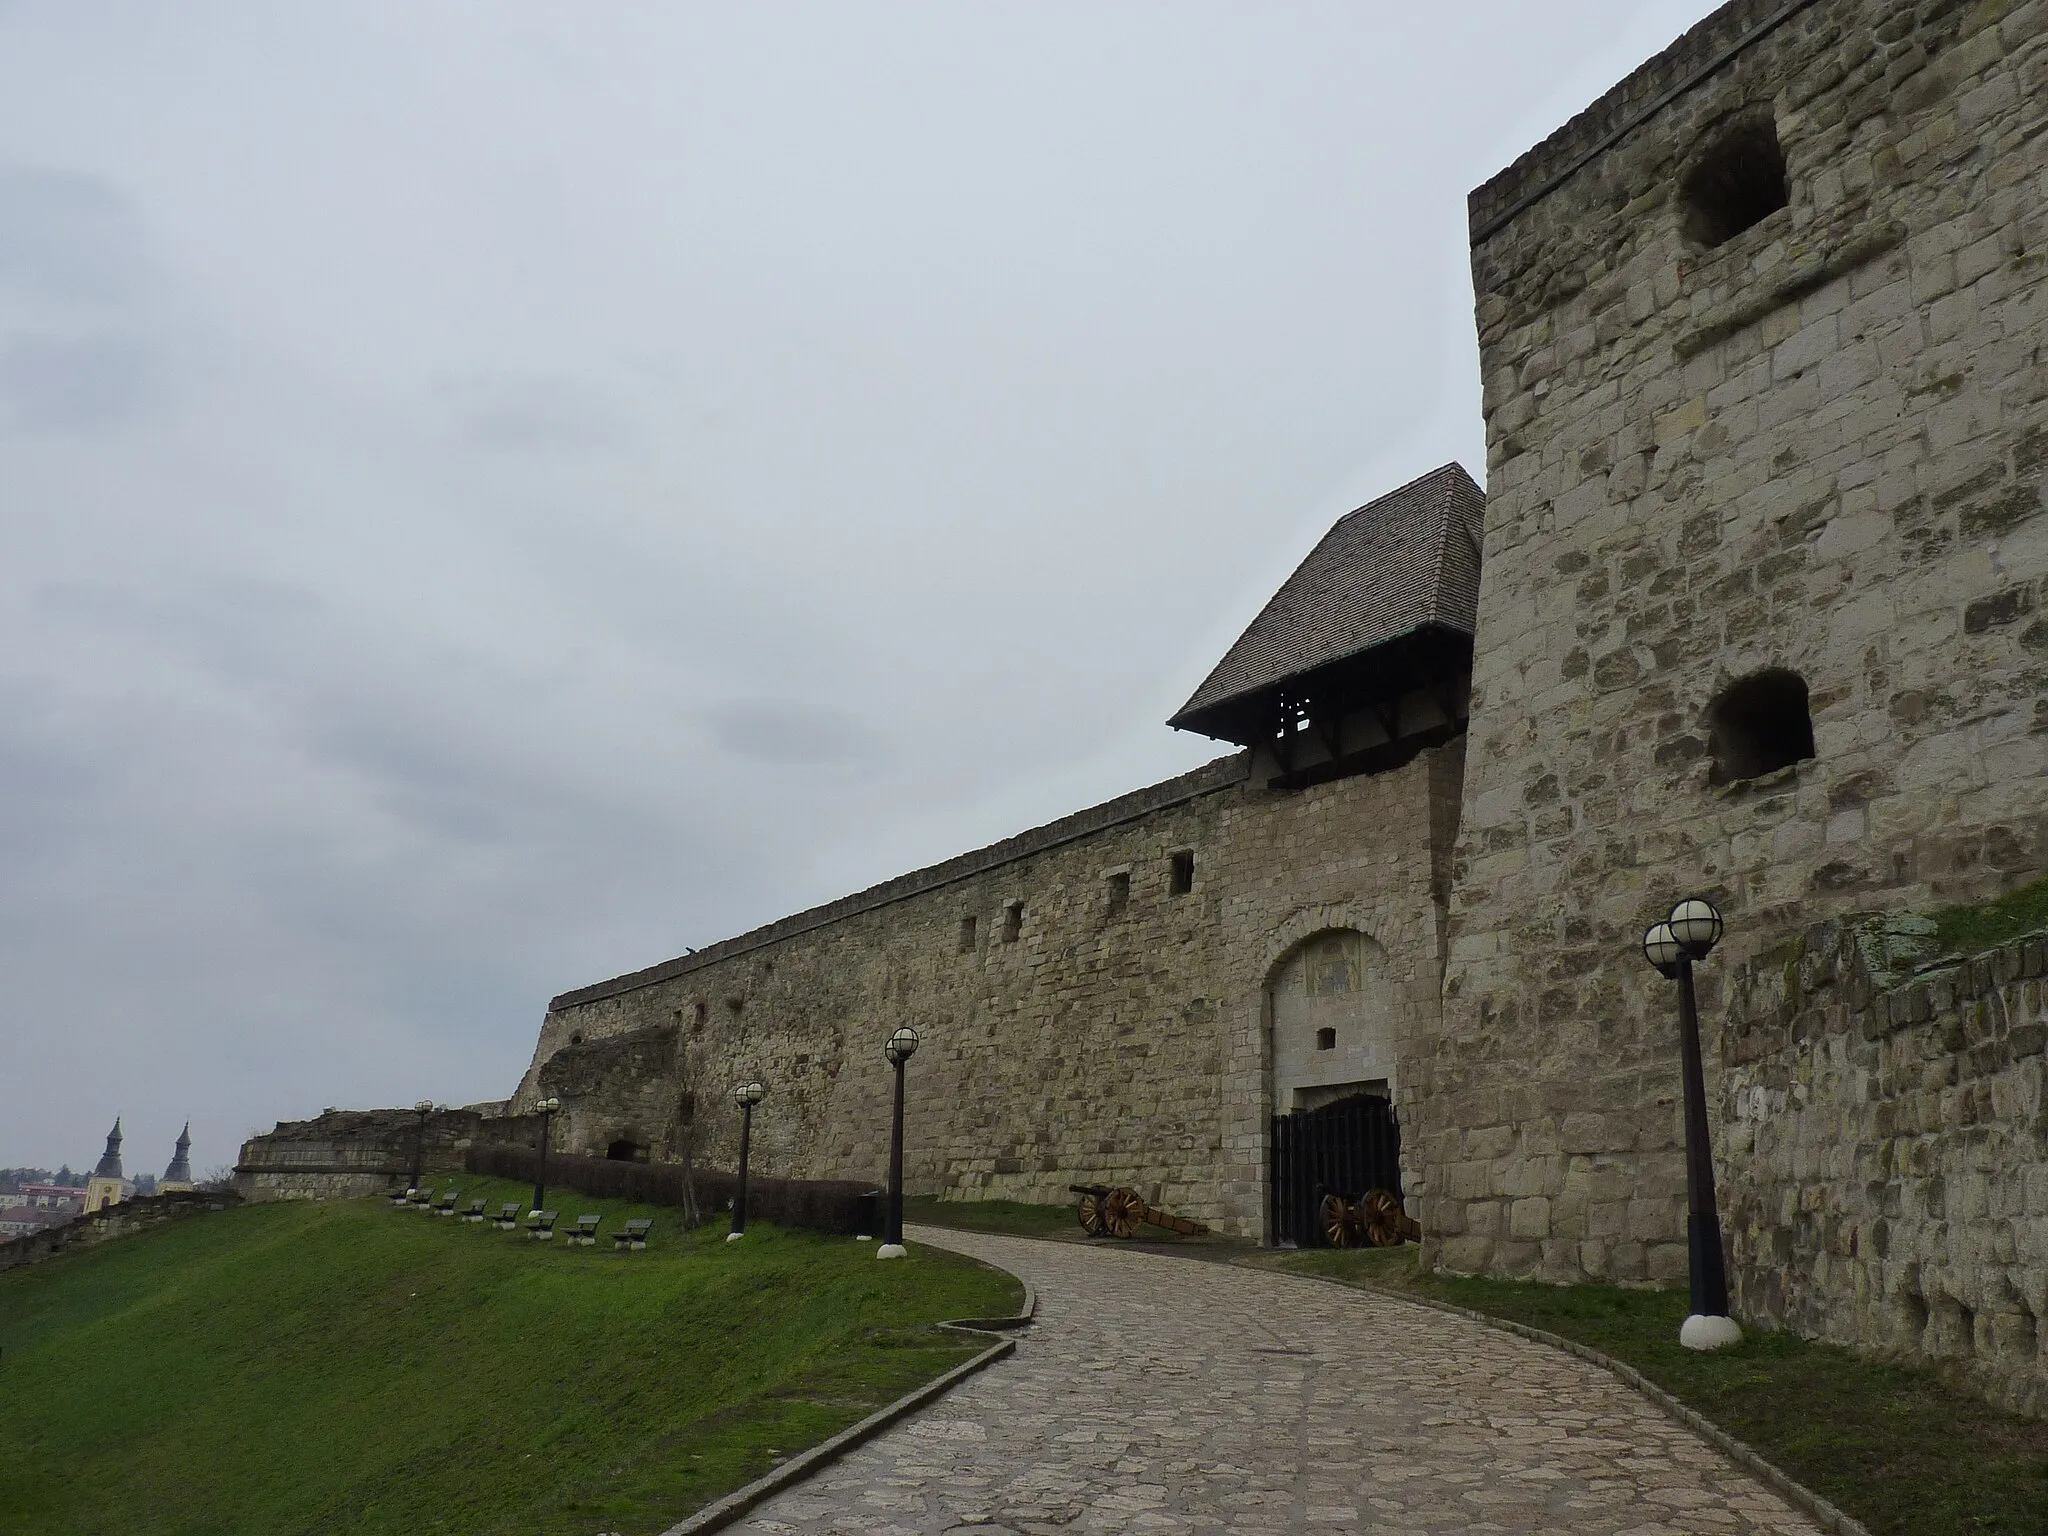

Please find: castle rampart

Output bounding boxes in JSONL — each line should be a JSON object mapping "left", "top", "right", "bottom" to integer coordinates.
{"left": 514, "top": 742, "right": 1466, "bottom": 1239}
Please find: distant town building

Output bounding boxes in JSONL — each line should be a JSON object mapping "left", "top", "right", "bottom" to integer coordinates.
{"left": 83, "top": 1119, "right": 132, "bottom": 1213}
{"left": 159, "top": 1124, "right": 196, "bottom": 1194}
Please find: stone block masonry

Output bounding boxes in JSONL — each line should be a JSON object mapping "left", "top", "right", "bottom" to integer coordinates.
{"left": 1436, "top": 0, "right": 2048, "bottom": 1282}
{"left": 1724, "top": 916, "right": 2048, "bottom": 1417}
{"left": 515, "top": 746, "right": 1465, "bottom": 1240}
{"left": 234, "top": 1107, "right": 533, "bottom": 1202}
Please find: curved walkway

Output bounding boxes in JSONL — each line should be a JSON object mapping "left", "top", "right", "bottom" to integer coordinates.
{"left": 742, "top": 1225, "right": 1822, "bottom": 1535}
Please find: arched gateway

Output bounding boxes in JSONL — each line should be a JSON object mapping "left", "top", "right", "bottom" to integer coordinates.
{"left": 1266, "top": 930, "right": 1403, "bottom": 1246}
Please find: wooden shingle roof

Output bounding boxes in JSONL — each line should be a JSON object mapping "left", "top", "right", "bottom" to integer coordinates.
{"left": 1169, "top": 463, "right": 1484, "bottom": 740}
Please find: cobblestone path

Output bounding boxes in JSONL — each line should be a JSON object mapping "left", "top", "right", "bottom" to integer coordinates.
{"left": 741, "top": 1226, "right": 1821, "bottom": 1536}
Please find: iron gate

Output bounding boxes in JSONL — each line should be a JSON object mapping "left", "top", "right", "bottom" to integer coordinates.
{"left": 1269, "top": 1093, "right": 1402, "bottom": 1247}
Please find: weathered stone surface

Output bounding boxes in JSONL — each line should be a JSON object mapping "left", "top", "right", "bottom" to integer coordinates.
{"left": 1724, "top": 919, "right": 2048, "bottom": 1417}
{"left": 234, "top": 1106, "right": 529, "bottom": 1202}
{"left": 515, "top": 748, "right": 1464, "bottom": 1240}
{"left": 1437, "top": 0, "right": 2048, "bottom": 1280}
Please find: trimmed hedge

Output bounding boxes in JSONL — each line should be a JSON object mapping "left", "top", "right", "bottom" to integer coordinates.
{"left": 465, "top": 1144, "right": 874, "bottom": 1236}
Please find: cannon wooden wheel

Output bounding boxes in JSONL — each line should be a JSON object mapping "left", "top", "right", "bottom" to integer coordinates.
{"left": 1102, "top": 1186, "right": 1143, "bottom": 1239}
{"left": 1077, "top": 1190, "right": 1109, "bottom": 1236}
{"left": 1067, "top": 1182, "right": 1208, "bottom": 1239}
{"left": 1361, "top": 1187, "right": 1419, "bottom": 1247}
{"left": 1319, "top": 1193, "right": 1357, "bottom": 1247}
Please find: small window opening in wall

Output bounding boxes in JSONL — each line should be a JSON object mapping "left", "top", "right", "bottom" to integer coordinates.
{"left": 692, "top": 1002, "right": 707, "bottom": 1032}
{"left": 1169, "top": 850, "right": 1195, "bottom": 896}
{"left": 1315, "top": 1027, "right": 1337, "bottom": 1051}
{"left": 959, "top": 914, "right": 977, "bottom": 953}
{"left": 569, "top": 1031, "right": 583, "bottom": 1046}
{"left": 1002, "top": 901, "right": 1023, "bottom": 943}
{"left": 1706, "top": 668, "right": 1816, "bottom": 784}
{"left": 725, "top": 997, "right": 744, "bottom": 1017}
{"left": 1106, "top": 871, "right": 1131, "bottom": 914}
{"left": 1681, "top": 117, "right": 1788, "bottom": 248}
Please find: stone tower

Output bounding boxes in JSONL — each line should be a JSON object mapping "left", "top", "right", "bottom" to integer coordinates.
{"left": 85, "top": 1118, "right": 128, "bottom": 1213}
{"left": 160, "top": 1123, "right": 195, "bottom": 1194}
{"left": 1428, "top": 0, "right": 2048, "bottom": 1283}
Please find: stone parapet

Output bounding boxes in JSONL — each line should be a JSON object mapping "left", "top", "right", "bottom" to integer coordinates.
{"left": 1724, "top": 917, "right": 2048, "bottom": 1415}
{"left": 233, "top": 1106, "right": 537, "bottom": 1202}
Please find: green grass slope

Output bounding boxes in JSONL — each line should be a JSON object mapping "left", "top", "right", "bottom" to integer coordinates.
{"left": 0, "top": 1176, "right": 1019, "bottom": 1536}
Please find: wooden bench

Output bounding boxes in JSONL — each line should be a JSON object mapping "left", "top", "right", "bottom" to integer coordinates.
{"left": 461, "top": 1198, "right": 488, "bottom": 1222}
{"left": 614, "top": 1218, "right": 653, "bottom": 1251}
{"left": 389, "top": 1186, "right": 415, "bottom": 1208}
{"left": 408, "top": 1186, "right": 434, "bottom": 1209}
{"left": 492, "top": 1203, "right": 522, "bottom": 1231}
{"left": 525, "top": 1210, "right": 558, "bottom": 1241}
{"left": 434, "top": 1191, "right": 461, "bottom": 1217}
{"left": 569, "top": 1214, "right": 603, "bottom": 1247}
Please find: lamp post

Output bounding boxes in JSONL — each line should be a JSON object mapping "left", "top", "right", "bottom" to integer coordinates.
{"left": 408, "top": 1099, "right": 434, "bottom": 1196}
{"left": 878, "top": 1027, "right": 919, "bottom": 1259}
{"left": 1643, "top": 897, "right": 1742, "bottom": 1352}
{"left": 728, "top": 1080, "right": 766, "bottom": 1242}
{"left": 531, "top": 1097, "right": 561, "bottom": 1216}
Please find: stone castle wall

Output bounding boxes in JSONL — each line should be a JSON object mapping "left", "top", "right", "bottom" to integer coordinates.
{"left": 514, "top": 746, "right": 1465, "bottom": 1239}
{"left": 234, "top": 1107, "right": 528, "bottom": 1202}
{"left": 1723, "top": 916, "right": 2048, "bottom": 1416}
{"left": 1433, "top": 0, "right": 2048, "bottom": 1282}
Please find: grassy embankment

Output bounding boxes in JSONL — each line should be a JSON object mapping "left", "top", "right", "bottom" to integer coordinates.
{"left": 1260, "top": 1246, "right": 2048, "bottom": 1536}
{"left": 0, "top": 1175, "right": 1019, "bottom": 1536}
{"left": 903, "top": 1194, "right": 1083, "bottom": 1241}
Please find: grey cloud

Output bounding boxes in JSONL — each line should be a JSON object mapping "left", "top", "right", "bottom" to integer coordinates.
{"left": 0, "top": 332, "right": 164, "bottom": 434}
{"left": 35, "top": 577, "right": 323, "bottom": 687}
{"left": 441, "top": 372, "right": 625, "bottom": 453}
{"left": 703, "top": 699, "right": 884, "bottom": 768}
{"left": 0, "top": 166, "right": 154, "bottom": 305}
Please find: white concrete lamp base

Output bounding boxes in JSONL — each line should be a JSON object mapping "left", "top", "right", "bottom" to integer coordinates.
{"left": 725, "top": 1230, "right": 745, "bottom": 1243}
{"left": 1680, "top": 1313, "right": 1744, "bottom": 1351}
{"left": 876, "top": 1242, "right": 908, "bottom": 1260}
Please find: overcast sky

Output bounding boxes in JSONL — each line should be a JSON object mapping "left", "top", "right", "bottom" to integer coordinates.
{"left": 0, "top": 2, "right": 1724, "bottom": 1173}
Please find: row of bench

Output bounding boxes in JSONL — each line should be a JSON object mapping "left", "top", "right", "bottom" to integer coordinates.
{"left": 389, "top": 1185, "right": 654, "bottom": 1250}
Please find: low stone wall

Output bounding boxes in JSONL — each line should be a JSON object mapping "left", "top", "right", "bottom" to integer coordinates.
{"left": 235, "top": 1106, "right": 542, "bottom": 1202}
{"left": 0, "top": 1189, "right": 242, "bottom": 1274}
{"left": 1723, "top": 918, "right": 2048, "bottom": 1416}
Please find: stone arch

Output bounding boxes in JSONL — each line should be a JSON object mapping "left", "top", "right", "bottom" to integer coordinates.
{"left": 1263, "top": 921, "right": 1399, "bottom": 1116}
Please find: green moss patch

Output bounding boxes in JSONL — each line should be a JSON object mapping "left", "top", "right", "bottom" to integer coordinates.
{"left": 1929, "top": 872, "right": 2048, "bottom": 960}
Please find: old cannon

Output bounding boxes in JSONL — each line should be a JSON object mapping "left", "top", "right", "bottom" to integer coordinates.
{"left": 1316, "top": 1187, "right": 1420, "bottom": 1248}
{"left": 1068, "top": 1184, "right": 1209, "bottom": 1239}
